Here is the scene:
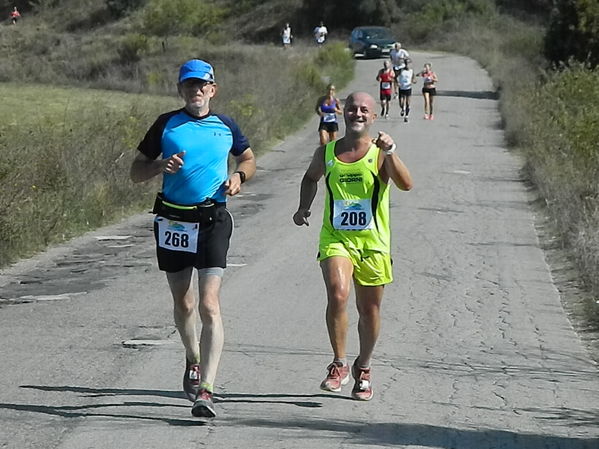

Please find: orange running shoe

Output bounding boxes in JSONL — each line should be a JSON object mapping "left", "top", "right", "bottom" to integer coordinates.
{"left": 351, "top": 363, "right": 373, "bottom": 401}
{"left": 320, "top": 362, "right": 350, "bottom": 392}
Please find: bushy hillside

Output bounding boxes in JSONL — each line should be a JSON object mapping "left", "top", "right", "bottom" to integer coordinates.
{"left": 3, "top": 0, "right": 554, "bottom": 45}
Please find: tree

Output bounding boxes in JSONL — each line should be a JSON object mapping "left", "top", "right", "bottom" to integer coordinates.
{"left": 544, "top": 0, "right": 599, "bottom": 67}
{"left": 301, "top": 0, "right": 401, "bottom": 31}
{"left": 106, "top": 0, "right": 145, "bottom": 18}
{"left": 495, "top": 0, "right": 552, "bottom": 16}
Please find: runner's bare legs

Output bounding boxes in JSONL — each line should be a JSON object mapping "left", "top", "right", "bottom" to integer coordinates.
{"left": 354, "top": 283, "right": 384, "bottom": 367}
{"left": 197, "top": 274, "right": 224, "bottom": 386}
{"left": 320, "top": 256, "right": 354, "bottom": 360}
{"left": 319, "top": 130, "right": 331, "bottom": 146}
{"left": 167, "top": 268, "right": 201, "bottom": 363}
{"left": 423, "top": 92, "right": 431, "bottom": 117}
{"left": 167, "top": 269, "right": 224, "bottom": 387}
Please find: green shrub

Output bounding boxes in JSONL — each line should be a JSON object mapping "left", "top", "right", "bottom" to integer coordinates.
{"left": 106, "top": 0, "right": 145, "bottom": 18}
{"left": 526, "top": 66, "right": 599, "bottom": 174}
{"left": 521, "top": 64, "right": 599, "bottom": 294}
{"left": 118, "top": 33, "right": 150, "bottom": 63}
{"left": 402, "top": 0, "right": 495, "bottom": 41}
{"left": 140, "top": 0, "right": 227, "bottom": 37}
{"left": 314, "top": 43, "right": 354, "bottom": 85}
{"left": 296, "top": 62, "right": 326, "bottom": 91}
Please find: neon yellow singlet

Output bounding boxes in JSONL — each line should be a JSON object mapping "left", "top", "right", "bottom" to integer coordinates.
{"left": 319, "top": 140, "right": 391, "bottom": 253}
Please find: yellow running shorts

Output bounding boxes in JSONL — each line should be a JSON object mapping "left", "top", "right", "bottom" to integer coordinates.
{"left": 318, "top": 242, "right": 393, "bottom": 286}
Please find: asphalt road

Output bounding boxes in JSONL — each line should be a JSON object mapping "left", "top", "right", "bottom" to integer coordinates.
{"left": 1, "top": 52, "right": 598, "bottom": 449}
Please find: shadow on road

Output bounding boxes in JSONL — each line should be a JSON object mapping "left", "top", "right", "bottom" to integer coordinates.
{"left": 232, "top": 416, "right": 599, "bottom": 448}
{"left": 9, "top": 385, "right": 351, "bottom": 425}
{"left": 7, "top": 384, "right": 599, "bottom": 445}
{"left": 0, "top": 401, "right": 201, "bottom": 427}
{"left": 437, "top": 89, "right": 499, "bottom": 100}
{"left": 8, "top": 384, "right": 202, "bottom": 426}
{"left": 20, "top": 384, "right": 182, "bottom": 399}
{"left": 19, "top": 385, "right": 351, "bottom": 410}
{"left": 219, "top": 391, "right": 352, "bottom": 408}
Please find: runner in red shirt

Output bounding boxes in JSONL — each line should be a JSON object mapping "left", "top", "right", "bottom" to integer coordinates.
{"left": 376, "top": 61, "right": 394, "bottom": 119}
{"left": 9, "top": 6, "right": 21, "bottom": 25}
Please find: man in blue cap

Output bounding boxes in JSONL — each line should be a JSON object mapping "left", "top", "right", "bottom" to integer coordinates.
{"left": 130, "top": 59, "right": 256, "bottom": 418}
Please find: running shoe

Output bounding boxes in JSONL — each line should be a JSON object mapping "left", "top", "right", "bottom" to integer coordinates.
{"left": 400, "top": 108, "right": 405, "bottom": 117}
{"left": 183, "top": 360, "right": 201, "bottom": 402}
{"left": 385, "top": 114, "right": 389, "bottom": 119}
{"left": 424, "top": 114, "right": 429, "bottom": 120}
{"left": 351, "top": 363, "right": 373, "bottom": 401}
{"left": 429, "top": 114, "right": 434, "bottom": 120}
{"left": 404, "top": 116, "right": 408, "bottom": 123}
{"left": 320, "top": 362, "right": 350, "bottom": 392}
{"left": 191, "top": 388, "right": 216, "bottom": 418}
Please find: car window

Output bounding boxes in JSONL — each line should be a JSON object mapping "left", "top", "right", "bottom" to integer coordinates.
{"left": 364, "top": 28, "right": 393, "bottom": 39}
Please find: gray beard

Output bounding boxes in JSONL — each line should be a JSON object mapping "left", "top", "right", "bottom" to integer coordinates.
{"left": 185, "top": 101, "right": 209, "bottom": 117}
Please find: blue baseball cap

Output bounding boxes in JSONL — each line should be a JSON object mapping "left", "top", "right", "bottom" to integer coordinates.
{"left": 178, "top": 59, "right": 215, "bottom": 83}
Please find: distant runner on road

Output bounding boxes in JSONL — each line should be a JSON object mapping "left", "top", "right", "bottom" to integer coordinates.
{"left": 313, "top": 21, "right": 328, "bottom": 46}
{"left": 398, "top": 59, "right": 416, "bottom": 122}
{"left": 417, "top": 62, "right": 438, "bottom": 120}
{"left": 390, "top": 42, "right": 410, "bottom": 97}
{"left": 9, "top": 6, "right": 21, "bottom": 25}
{"left": 315, "top": 83, "right": 342, "bottom": 145}
{"left": 130, "top": 59, "right": 256, "bottom": 419}
{"left": 281, "top": 22, "right": 292, "bottom": 48}
{"left": 293, "top": 91, "right": 413, "bottom": 401}
{"left": 376, "top": 60, "right": 394, "bottom": 119}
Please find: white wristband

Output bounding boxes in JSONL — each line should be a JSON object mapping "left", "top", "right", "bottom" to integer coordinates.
{"left": 385, "top": 144, "right": 396, "bottom": 156}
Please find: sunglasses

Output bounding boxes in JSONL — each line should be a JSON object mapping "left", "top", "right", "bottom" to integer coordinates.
{"left": 181, "top": 79, "right": 214, "bottom": 90}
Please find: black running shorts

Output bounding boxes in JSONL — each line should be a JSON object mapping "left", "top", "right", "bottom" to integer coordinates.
{"left": 153, "top": 205, "right": 233, "bottom": 273}
{"left": 318, "top": 122, "right": 339, "bottom": 133}
{"left": 422, "top": 87, "right": 437, "bottom": 96}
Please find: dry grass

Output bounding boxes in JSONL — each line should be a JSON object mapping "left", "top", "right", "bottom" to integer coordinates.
{"left": 0, "top": 42, "right": 353, "bottom": 267}
{"left": 0, "top": 84, "right": 178, "bottom": 263}
{"left": 521, "top": 66, "right": 599, "bottom": 297}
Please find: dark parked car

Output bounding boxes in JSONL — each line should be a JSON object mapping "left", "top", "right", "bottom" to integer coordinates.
{"left": 349, "top": 26, "right": 396, "bottom": 58}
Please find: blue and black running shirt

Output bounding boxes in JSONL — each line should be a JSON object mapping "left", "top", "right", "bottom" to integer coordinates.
{"left": 137, "top": 109, "right": 250, "bottom": 205}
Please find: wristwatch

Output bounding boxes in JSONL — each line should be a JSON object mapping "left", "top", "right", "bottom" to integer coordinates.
{"left": 235, "top": 170, "right": 246, "bottom": 184}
